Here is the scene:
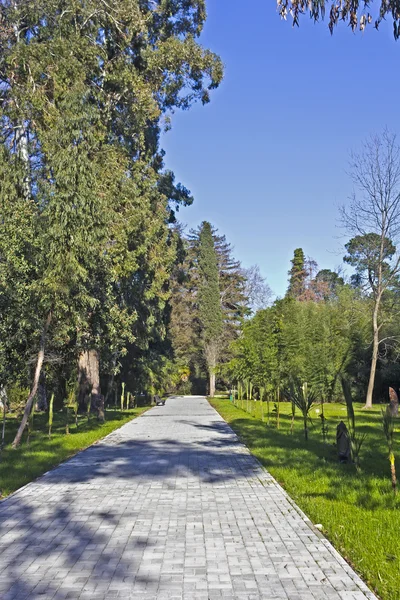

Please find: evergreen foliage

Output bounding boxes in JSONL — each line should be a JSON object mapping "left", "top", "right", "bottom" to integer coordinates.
{"left": 0, "top": 0, "right": 223, "bottom": 440}
{"left": 287, "top": 248, "right": 306, "bottom": 299}
{"left": 198, "top": 222, "right": 224, "bottom": 345}
{"left": 167, "top": 222, "right": 250, "bottom": 394}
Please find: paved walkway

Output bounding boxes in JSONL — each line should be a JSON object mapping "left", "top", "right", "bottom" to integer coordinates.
{"left": 0, "top": 396, "right": 376, "bottom": 600}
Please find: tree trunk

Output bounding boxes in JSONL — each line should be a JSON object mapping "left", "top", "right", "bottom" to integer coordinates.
{"left": 1, "top": 395, "right": 6, "bottom": 451}
{"left": 365, "top": 302, "right": 380, "bottom": 409}
{"left": 204, "top": 340, "right": 218, "bottom": 398}
{"left": 209, "top": 371, "right": 216, "bottom": 398}
{"left": 35, "top": 374, "right": 48, "bottom": 411}
{"left": 390, "top": 452, "right": 397, "bottom": 494}
{"left": 105, "top": 353, "right": 118, "bottom": 406}
{"left": 12, "top": 312, "right": 52, "bottom": 448}
{"left": 78, "top": 350, "right": 104, "bottom": 421}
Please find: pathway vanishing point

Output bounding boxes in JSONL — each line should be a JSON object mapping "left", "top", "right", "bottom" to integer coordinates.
{"left": 0, "top": 396, "right": 377, "bottom": 600}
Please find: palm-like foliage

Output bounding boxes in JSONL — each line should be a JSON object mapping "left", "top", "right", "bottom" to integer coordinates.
{"left": 284, "top": 380, "right": 317, "bottom": 440}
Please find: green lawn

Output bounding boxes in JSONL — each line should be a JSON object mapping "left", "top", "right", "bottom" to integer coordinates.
{"left": 0, "top": 406, "right": 148, "bottom": 498}
{"left": 210, "top": 398, "right": 400, "bottom": 600}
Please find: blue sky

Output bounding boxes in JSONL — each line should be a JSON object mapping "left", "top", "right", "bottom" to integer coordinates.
{"left": 161, "top": 1, "right": 400, "bottom": 298}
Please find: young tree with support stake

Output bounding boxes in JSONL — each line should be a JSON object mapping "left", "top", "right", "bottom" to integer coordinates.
{"left": 342, "top": 130, "right": 400, "bottom": 409}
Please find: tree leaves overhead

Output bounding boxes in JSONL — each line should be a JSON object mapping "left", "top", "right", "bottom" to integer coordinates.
{"left": 276, "top": 0, "right": 400, "bottom": 39}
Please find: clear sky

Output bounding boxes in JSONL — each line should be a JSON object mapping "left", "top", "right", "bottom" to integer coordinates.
{"left": 161, "top": 1, "right": 400, "bottom": 298}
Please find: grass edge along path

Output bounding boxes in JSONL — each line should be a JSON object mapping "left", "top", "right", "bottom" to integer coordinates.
{"left": 210, "top": 398, "right": 400, "bottom": 600}
{"left": 0, "top": 407, "right": 149, "bottom": 499}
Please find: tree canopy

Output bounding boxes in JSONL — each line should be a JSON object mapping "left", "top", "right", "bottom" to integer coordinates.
{"left": 0, "top": 0, "right": 224, "bottom": 441}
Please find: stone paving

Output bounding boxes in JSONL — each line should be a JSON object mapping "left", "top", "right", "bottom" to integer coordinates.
{"left": 0, "top": 396, "right": 376, "bottom": 600}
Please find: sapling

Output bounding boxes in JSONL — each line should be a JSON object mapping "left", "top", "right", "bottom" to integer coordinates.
{"left": 74, "top": 399, "right": 79, "bottom": 427}
{"left": 65, "top": 403, "right": 70, "bottom": 435}
{"left": 320, "top": 394, "right": 328, "bottom": 443}
{"left": 27, "top": 400, "right": 35, "bottom": 445}
{"left": 64, "top": 384, "right": 78, "bottom": 433}
{"left": 48, "top": 393, "right": 54, "bottom": 439}
{"left": 1, "top": 397, "right": 6, "bottom": 452}
{"left": 341, "top": 376, "right": 365, "bottom": 470}
{"left": 260, "top": 386, "right": 265, "bottom": 422}
{"left": 245, "top": 379, "right": 249, "bottom": 413}
{"left": 290, "top": 398, "right": 296, "bottom": 434}
{"left": 320, "top": 412, "right": 328, "bottom": 443}
{"left": 266, "top": 387, "right": 271, "bottom": 426}
{"left": 381, "top": 408, "right": 397, "bottom": 494}
{"left": 284, "top": 380, "right": 317, "bottom": 441}
{"left": 121, "top": 382, "right": 125, "bottom": 411}
{"left": 276, "top": 386, "right": 281, "bottom": 430}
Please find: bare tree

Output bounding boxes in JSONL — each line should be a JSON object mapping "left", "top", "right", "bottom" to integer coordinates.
{"left": 342, "top": 129, "right": 400, "bottom": 408}
{"left": 242, "top": 265, "right": 273, "bottom": 314}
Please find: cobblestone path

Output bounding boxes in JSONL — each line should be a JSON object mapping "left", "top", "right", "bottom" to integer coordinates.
{"left": 0, "top": 396, "right": 376, "bottom": 600}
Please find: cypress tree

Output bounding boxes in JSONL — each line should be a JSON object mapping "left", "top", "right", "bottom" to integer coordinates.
{"left": 198, "top": 222, "right": 223, "bottom": 397}
{"left": 287, "top": 248, "right": 306, "bottom": 299}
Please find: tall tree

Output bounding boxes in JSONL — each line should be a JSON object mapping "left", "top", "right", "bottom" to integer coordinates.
{"left": 0, "top": 0, "right": 223, "bottom": 444}
{"left": 197, "top": 222, "right": 224, "bottom": 397}
{"left": 314, "top": 269, "right": 345, "bottom": 300}
{"left": 287, "top": 248, "right": 306, "bottom": 299}
{"left": 342, "top": 130, "right": 400, "bottom": 408}
{"left": 168, "top": 223, "right": 250, "bottom": 393}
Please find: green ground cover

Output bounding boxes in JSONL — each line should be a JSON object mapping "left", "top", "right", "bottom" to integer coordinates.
{"left": 0, "top": 407, "right": 148, "bottom": 498}
{"left": 210, "top": 398, "right": 400, "bottom": 600}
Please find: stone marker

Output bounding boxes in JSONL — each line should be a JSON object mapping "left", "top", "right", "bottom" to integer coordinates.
{"left": 388, "top": 387, "right": 399, "bottom": 417}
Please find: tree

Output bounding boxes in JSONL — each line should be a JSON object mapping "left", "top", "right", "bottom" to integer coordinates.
{"left": 168, "top": 223, "right": 250, "bottom": 393}
{"left": 344, "top": 234, "right": 400, "bottom": 407}
{"left": 314, "top": 269, "right": 345, "bottom": 300}
{"left": 0, "top": 0, "right": 223, "bottom": 444}
{"left": 197, "top": 222, "right": 224, "bottom": 397}
{"left": 230, "top": 286, "right": 369, "bottom": 404}
{"left": 242, "top": 265, "right": 273, "bottom": 314}
{"left": 287, "top": 248, "right": 306, "bottom": 299}
{"left": 342, "top": 130, "right": 400, "bottom": 408}
{"left": 276, "top": 0, "right": 400, "bottom": 39}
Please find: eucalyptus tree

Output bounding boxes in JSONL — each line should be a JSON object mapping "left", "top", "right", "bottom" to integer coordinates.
{"left": 276, "top": 0, "right": 400, "bottom": 38}
{"left": 0, "top": 0, "right": 223, "bottom": 445}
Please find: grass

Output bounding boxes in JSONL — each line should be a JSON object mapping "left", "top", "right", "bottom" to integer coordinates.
{"left": 210, "top": 397, "right": 400, "bottom": 600}
{"left": 0, "top": 406, "right": 148, "bottom": 498}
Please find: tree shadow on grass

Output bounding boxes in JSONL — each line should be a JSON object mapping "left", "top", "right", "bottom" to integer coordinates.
{"left": 216, "top": 414, "right": 400, "bottom": 512}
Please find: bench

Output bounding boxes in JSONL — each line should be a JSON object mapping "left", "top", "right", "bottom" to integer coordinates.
{"left": 154, "top": 395, "right": 166, "bottom": 406}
